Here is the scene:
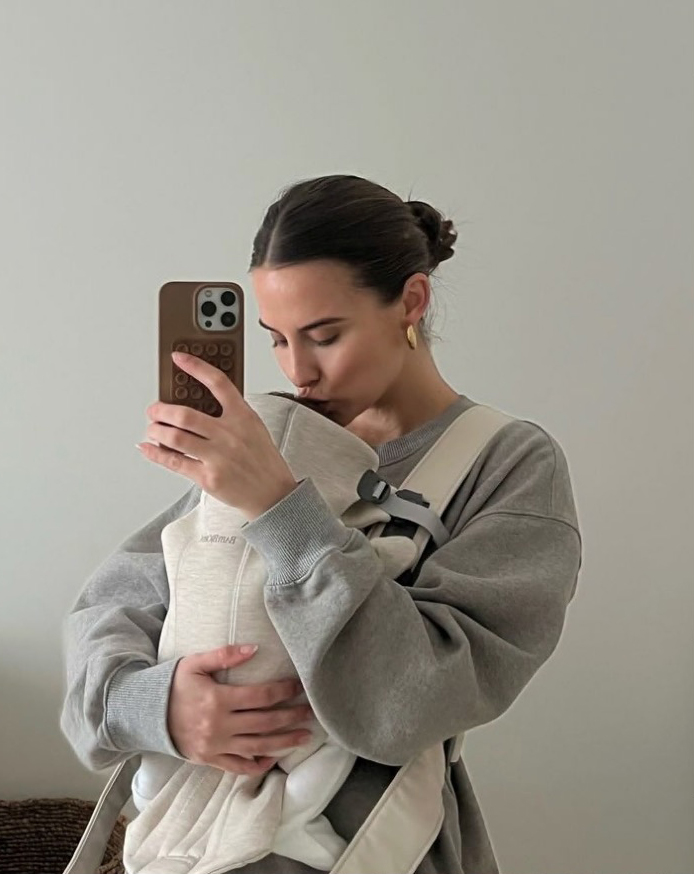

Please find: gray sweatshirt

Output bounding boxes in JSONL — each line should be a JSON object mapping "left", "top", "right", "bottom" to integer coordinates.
{"left": 60, "top": 393, "right": 583, "bottom": 874}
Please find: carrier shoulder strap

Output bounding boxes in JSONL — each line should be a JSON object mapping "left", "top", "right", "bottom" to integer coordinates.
{"left": 366, "top": 403, "right": 514, "bottom": 770}
{"left": 360, "top": 403, "right": 514, "bottom": 563}
{"left": 331, "top": 402, "right": 515, "bottom": 873}
{"left": 64, "top": 403, "right": 515, "bottom": 874}
{"left": 63, "top": 755, "right": 138, "bottom": 873}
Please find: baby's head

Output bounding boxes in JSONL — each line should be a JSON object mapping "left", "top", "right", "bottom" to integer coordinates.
{"left": 244, "top": 390, "right": 380, "bottom": 518}
{"left": 267, "top": 391, "right": 338, "bottom": 422}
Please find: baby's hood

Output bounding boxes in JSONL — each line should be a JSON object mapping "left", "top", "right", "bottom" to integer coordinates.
{"left": 245, "top": 392, "right": 379, "bottom": 517}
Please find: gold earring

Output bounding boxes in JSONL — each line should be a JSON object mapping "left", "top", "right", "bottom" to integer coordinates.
{"left": 406, "top": 325, "right": 417, "bottom": 350}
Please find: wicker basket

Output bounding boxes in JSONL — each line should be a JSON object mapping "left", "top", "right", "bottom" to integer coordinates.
{"left": 0, "top": 797, "right": 127, "bottom": 874}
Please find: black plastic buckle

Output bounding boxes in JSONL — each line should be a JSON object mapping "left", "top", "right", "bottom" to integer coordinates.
{"left": 395, "top": 488, "right": 429, "bottom": 509}
{"left": 357, "top": 470, "right": 391, "bottom": 504}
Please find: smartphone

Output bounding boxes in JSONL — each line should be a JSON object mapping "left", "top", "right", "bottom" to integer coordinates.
{"left": 158, "top": 280, "right": 245, "bottom": 418}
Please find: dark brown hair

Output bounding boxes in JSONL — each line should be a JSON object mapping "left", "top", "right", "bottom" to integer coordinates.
{"left": 249, "top": 174, "right": 457, "bottom": 342}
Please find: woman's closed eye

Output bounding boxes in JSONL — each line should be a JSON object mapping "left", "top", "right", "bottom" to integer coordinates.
{"left": 271, "top": 335, "right": 339, "bottom": 348}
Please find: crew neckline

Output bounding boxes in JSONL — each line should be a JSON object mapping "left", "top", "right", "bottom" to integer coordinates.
{"left": 376, "top": 395, "right": 474, "bottom": 466}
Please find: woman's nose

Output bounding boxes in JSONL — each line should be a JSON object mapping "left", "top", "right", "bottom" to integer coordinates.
{"left": 286, "top": 347, "right": 320, "bottom": 389}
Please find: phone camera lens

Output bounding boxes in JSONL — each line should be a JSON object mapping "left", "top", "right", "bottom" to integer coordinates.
{"left": 221, "top": 290, "right": 236, "bottom": 307}
{"left": 221, "top": 311, "right": 236, "bottom": 328}
{"left": 201, "top": 301, "right": 216, "bottom": 317}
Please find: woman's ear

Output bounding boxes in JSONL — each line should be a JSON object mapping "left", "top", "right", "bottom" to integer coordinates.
{"left": 401, "top": 273, "right": 431, "bottom": 325}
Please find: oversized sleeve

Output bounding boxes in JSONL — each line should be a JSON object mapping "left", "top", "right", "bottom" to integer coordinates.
{"left": 60, "top": 485, "right": 201, "bottom": 770}
{"left": 241, "top": 421, "right": 582, "bottom": 766}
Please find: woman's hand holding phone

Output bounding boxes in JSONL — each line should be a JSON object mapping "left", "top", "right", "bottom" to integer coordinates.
{"left": 138, "top": 351, "right": 299, "bottom": 520}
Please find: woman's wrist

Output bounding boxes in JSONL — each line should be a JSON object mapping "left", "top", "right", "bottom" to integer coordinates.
{"left": 242, "top": 474, "right": 300, "bottom": 521}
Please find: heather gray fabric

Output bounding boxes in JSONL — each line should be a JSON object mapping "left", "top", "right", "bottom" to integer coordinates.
{"left": 60, "top": 393, "right": 582, "bottom": 874}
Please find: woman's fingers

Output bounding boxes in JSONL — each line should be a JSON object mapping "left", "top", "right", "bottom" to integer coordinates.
{"left": 144, "top": 421, "right": 206, "bottom": 459}
{"left": 221, "top": 676, "right": 304, "bottom": 711}
{"left": 230, "top": 729, "right": 313, "bottom": 759}
{"left": 185, "top": 643, "right": 260, "bottom": 675}
{"left": 167, "top": 647, "right": 311, "bottom": 772}
{"left": 230, "top": 703, "right": 313, "bottom": 736}
{"left": 145, "top": 396, "right": 215, "bottom": 439}
{"left": 167, "top": 646, "right": 261, "bottom": 760}
{"left": 141, "top": 358, "right": 298, "bottom": 517}
{"left": 170, "top": 351, "right": 244, "bottom": 414}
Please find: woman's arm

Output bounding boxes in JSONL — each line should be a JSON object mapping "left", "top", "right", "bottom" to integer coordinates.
{"left": 60, "top": 485, "right": 201, "bottom": 770}
{"left": 60, "top": 483, "right": 315, "bottom": 775}
{"left": 242, "top": 420, "right": 583, "bottom": 766}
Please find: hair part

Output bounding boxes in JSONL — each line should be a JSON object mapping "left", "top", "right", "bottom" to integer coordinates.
{"left": 249, "top": 175, "right": 457, "bottom": 344}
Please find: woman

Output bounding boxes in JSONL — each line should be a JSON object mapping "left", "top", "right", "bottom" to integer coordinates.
{"left": 61, "top": 174, "right": 582, "bottom": 874}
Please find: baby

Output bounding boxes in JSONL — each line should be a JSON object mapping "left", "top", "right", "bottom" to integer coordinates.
{"left": 123, "top": 391, "right": 418, "bottom": 874}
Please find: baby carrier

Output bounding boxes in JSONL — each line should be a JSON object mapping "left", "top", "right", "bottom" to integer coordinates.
{"left": 64, "top": 401, "right": 514, "bottom": 874}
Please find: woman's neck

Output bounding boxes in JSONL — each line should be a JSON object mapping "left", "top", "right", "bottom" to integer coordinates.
{"left": 347, "top": 347, "right": 460, "bottom": 445}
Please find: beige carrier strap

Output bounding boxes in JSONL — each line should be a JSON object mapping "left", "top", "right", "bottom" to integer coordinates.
{"left": 63, "top": 757, "right": 138, "bottom": 874}
{"left": 330, "top": 744, "right": 446, "bottom": 874}
{"left": 448, "top": 733, "right": 465, "bottom": 764}
{"left": 64, "top": 746, "right": 446, "bottom": 874}
{"left": 64, "top": 403, "right": 513, "bottom": 874}
{"left": 369, "top": 404, "right": 514, "bottom": 559}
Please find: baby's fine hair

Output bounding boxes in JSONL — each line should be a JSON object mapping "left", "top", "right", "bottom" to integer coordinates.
{"left": 267, "top": 391, "right": 336, "bottom": 421}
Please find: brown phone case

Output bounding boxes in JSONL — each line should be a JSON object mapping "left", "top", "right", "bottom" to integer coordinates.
{"left": 159, "top": 281, "right": 245, "bottom": 418}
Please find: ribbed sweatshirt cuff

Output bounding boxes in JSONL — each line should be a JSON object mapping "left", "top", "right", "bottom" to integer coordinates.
{"left": 242, "top": 478, "right": 351, "bottom": 586}
{"left": 105, "top": 659, "right": 183, "bottom": 758}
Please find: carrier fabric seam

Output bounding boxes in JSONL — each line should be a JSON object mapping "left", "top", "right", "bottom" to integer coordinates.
{"left": 229, "top": 542, "right": 254, "bottom": 647}
{"left": 170, "top": 538, "right": 194, "bottom": 654}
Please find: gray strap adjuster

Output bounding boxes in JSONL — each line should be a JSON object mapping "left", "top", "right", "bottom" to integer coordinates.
{"left": 358, "top": 470, "right": 450, "bottom": 548}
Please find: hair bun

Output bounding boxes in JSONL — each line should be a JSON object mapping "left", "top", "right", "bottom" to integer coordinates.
{"left": 406, "top": 200, "right": 457, "bottom": 269}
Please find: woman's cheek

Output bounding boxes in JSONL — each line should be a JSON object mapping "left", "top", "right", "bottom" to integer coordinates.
{"left": 326, "top": 346, "right": 354, "bottom": 385}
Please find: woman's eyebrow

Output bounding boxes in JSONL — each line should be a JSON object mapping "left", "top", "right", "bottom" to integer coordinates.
{"left": 258, "top": 317, "right": 347, "bottom": 333}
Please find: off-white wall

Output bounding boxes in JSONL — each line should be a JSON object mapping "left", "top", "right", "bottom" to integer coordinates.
{"left": 1, "top": 2, "right": 692, "bottom": 872}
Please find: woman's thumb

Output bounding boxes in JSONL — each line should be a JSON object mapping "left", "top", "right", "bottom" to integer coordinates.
{"left": 185, "top": 643, "right": 258, "bottom": 675}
